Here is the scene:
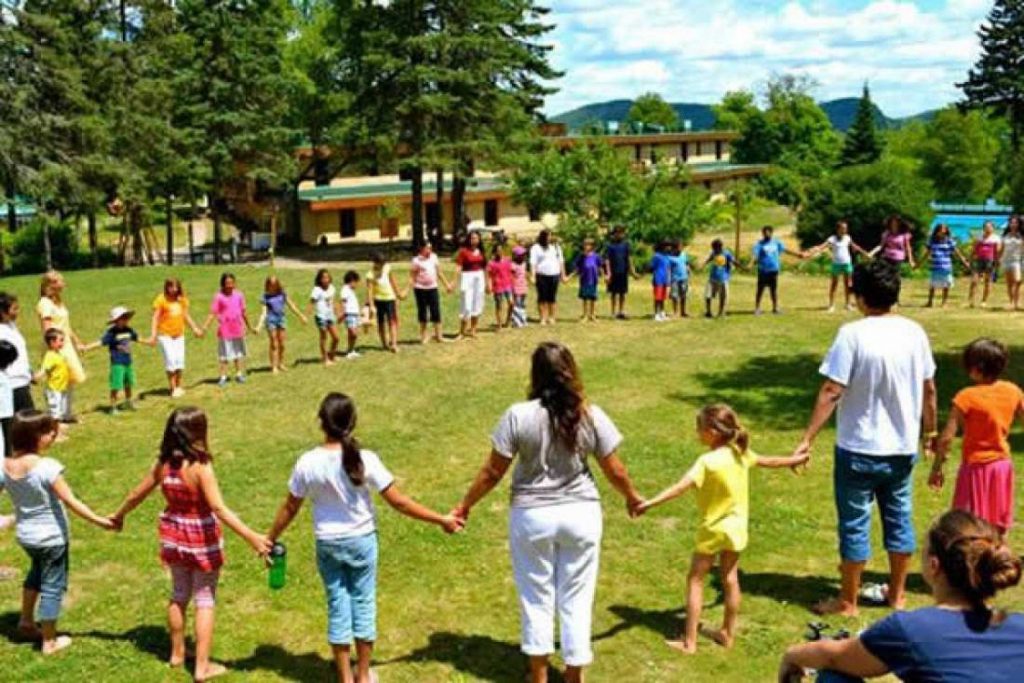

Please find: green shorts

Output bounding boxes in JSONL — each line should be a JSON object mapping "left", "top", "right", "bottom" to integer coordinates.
{"left": 831, "top": 263, "right": 853, "bottom": 276}
{"left": 109, "top": 363, "right": 136, "bottom": 391}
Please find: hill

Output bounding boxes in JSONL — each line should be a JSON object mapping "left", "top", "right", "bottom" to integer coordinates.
{"left": 551, "top": 97, "right": 939, "bottom": 133}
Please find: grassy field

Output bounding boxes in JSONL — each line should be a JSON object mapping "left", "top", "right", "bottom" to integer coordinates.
{"left": 0, "top": 258, "right": 1022, "bottom": 682}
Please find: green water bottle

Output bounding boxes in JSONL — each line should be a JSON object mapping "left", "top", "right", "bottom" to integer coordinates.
{"left": 269, "top": 542, "right": 287, "bottom": 590}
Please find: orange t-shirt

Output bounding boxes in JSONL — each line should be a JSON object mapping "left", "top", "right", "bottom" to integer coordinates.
{"left": 953, "top": 380, "right": 1024, "bottom": 464}
{"left": 153, "top": 294, "right": 189, "bottom": 338}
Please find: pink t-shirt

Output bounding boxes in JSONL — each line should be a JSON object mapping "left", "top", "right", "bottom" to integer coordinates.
{"left": 487, "top": 258, "right": 514, "bottom": 293}
{"left": 974, "top": 235, "right": 1001, "bottom": 261}
{"left": 882, "top": 232, "right": 911, "bottom": 262}
{"left": 211, "top": 291, "right": 246, "bottom": 340}
{"left": 411, "top": 253, "right": 439, "bottom": 289}
{"left": 511, "top": 262, "right": 529, "bottom": 296}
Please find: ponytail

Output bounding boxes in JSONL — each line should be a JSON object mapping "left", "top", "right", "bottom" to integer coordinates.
{"left": 318, "top": 392, "right": 364, "bottom": 486}
{"left": 696, "top": 404, "right": 749, "bottom": 456}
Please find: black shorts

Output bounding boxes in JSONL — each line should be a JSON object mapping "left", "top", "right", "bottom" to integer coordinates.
{"left": 374, "top": 299, "right": 396, "bottom": 325}
{"left": 3, "top": 386, "right": 34, "bottom": 457}
{"left": 757, "top": 271, "right": 779, "bottom": 294}
{"left": 414, "top": 288, "right": 441, "bottom": 324}
{"left": 608, "top": 271, "right": 629, "bottom": 295}
{"left": 536, "top": 274, "right": 561, "bottom": 304}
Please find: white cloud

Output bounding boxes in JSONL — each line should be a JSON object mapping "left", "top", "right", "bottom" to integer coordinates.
{"left": 543, "top": 0, "right": 992, "bottom": 118}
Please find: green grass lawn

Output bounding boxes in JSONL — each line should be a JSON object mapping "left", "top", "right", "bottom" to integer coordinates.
{"left": 0, "top": 261, "right": 1022, "bottom": 682}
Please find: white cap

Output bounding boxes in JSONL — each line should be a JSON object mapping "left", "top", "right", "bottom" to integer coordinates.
{"left": 108, "top": 306, "right": 133, "bottom": 323}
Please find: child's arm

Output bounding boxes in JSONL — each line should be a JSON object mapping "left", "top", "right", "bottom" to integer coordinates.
{"left": 286, "top": 296, "right": 308, "bottom": 324}
{"left": 80, "top": 340, "right": 102, "bottom": 353}
{"left": 851, "top": 240, "right": 870, "bottom": 258}
{"left": 389, "top": 272, "right": 405, "bottom": 301}
{"left": 266, "top": 492, "right": 304, "bottom": 543}
{"left": 438, "top": 268, "right": 454, "bottom": 293}
{"left": 929, "top": 407, "right": 963, "bottom": 491}
{"left": 183, "top": 311, "right": 203, "bottom": 337}
{"left": 196, "top": 464, "right": 271, "bottom": 554}
{"left": 380, "top": 484, "right": 463, "bottom": 534}
{"left": 242, "top": 308, "right": 256, "bottom": 334}
{"left": 201, "top": 312, "right": 216, "bottom": 332}
{"left": 756, "top": 453, "right": 809, "bottom": 471}
{"left": 51, "top": 476, "right": 116, "bottom": 530}
{"left": 255, "top": 309, "right": 266, "bottom": 333}
{"left": 636, "top": 474, "right": 696, "bottom": 515}
{"left": 149, "top": 309, "right": 160, "bottom": 342}
{"left": 110, "top": 462, "right": 161, "bottom": 527}
{"left": 954, "top": 247, "right": 971, "bottom": 270}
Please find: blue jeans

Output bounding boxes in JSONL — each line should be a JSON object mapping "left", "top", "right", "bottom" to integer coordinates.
{"left": 316, "top": 533, "right": 378, "bottom": 645}
{"left": 23, "top": 543, "right": 69, "bottom": 621}
{"left": 834, "top": 447, "right": 916, "bottom": 562}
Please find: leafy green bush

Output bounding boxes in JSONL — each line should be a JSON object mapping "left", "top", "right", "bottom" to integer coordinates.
{"left": 8, "top": 218, "right": 118, "bottom": 274}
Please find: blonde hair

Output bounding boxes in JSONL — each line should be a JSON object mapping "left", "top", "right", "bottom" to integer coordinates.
{"left": 39, "top": 271, "right": 63, "bottom": 301}
{"left": 696, "top": 404, "right": 749, "bottom": 454}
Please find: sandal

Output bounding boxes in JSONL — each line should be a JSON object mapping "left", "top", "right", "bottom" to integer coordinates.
{"left": 859, "top": 583, "right": 888, "bottom": 606}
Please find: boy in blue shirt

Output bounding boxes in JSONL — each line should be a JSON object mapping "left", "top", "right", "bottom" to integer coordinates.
{"left": 571, "top": 238, "right": 604, "bottom": 322}
{"left": 604, "top": 224, "right": 638, "bottom": 319}
{"left": 704, "top": 238, "right": 742, "bottom": 318}
{"left": 83, "top": 306, "right": 154, "bottom": 414}
{"left": 650, "top": 241, "right": 672, "bottom": 322}
{"left": 668, "top": 240, "right": 691, "bottom": 318}
{"left": 752, "top": 225, "right": 805, "bottom": 315}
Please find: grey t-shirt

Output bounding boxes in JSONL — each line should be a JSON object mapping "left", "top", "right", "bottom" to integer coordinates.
{"left": 3, "top": 457, "right": 68, "bottom": 547}
{"left": 491, "top": 400, "right": 623, "bottom": 508}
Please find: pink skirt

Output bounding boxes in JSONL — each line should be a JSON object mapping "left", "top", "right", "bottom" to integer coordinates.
{"left": 952, "top": 458, "right": 1015, "bottom": 531}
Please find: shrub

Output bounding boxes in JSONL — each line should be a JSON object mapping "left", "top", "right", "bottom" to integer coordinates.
{"left": 9, "top": 218, "right": 81, "bottom": 274}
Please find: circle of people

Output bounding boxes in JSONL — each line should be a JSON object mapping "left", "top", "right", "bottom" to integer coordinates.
{"left": 0, "top": 235, "right": 1024, "bottom": 683}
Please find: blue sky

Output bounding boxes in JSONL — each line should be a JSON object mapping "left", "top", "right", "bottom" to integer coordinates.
{"left": 543, "top": 0, "right": 992, "bottom": 117}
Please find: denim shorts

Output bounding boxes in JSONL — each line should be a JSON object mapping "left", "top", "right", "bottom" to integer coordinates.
{"left": 22, "top": 543, "right": 69, "bottom": 621}
{"left": 834, "top": 447, "right": 917, "bottom": 562}
{"left": 316, "top": 533, "right": 378, "bottom": 645}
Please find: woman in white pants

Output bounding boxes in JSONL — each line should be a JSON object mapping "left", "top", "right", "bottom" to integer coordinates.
{"left": 453, "top": 342, "right": 643, "bottom": 683}
{"left": 454, "top": 231, "right": 487, "bottom": 339}
{"left": 1000, "top": 215, "right": 1023, "bottom": 310}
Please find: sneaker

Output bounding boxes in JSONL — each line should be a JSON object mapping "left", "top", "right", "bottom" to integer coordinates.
{"left": 346, "top": 351, "right": 361, "bottom": 359}
{"left": 754, "top": 308, "right": 763, "bottom": 316}
{"left": 827, "top": 305, "right": 835, "bottom": 313}
{"left": 171, "top": 387, "right": 185, "bottom": 398}
{"left": 235, "top": 374, "right": 247, "bottom": 384}
{"left": 773, "top": 309, "right": 783, "bottom": 315}
{"left": 845, "top": 303, "right": 855, "bottom": 311}
{"left": 217, "top": 376, "right": 228, "bottom": 388}
{"left": 109, "top": 407, "right": 120, "bottom": 417}
{"left": 123, "top": 401, "right": 136, "bottom": 411}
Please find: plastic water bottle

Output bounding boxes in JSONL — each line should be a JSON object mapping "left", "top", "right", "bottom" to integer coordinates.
{"left": 269, "top": 542, "right": 287, "bottom": 590}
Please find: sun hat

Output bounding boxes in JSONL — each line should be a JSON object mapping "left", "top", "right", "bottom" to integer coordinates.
{"left": 108, "top": 306, "right": 134, "bottom": 323}
{"left": 512, "top": 245, "right": 527, "bottom": 257}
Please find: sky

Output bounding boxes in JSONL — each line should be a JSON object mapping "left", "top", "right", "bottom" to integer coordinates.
{"left": 542, "top": 0, "right": 993, "bottom": 118}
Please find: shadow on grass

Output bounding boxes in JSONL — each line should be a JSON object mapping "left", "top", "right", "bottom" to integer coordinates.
{"left": 377, "top": 631, "right": 560, "bottom": 682}
{"left": 593, "top": 604, "right": 685, "bottom": 642}
{"left": 226, "top": 644, "right": 334, "bottom": 681}
{"left": 67, "top": 624, "right": 168, "bottom": 660}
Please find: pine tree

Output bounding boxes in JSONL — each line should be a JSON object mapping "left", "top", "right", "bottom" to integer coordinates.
{"left": 840, "top": 84, "right": 884, "bottom": 167}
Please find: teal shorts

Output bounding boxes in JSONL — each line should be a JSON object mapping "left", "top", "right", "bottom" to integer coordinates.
{"left": 831, "top": 263, "right": 853, "bottom": 276}
{"left": 109, "top": 363, "right": 136, "bottom": 391}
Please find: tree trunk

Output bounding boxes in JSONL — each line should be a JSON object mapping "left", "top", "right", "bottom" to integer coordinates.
{"left": 87, "top": 212, "right": 98, "bottom": 268}
{"left": 165, "top": 195, "right": 174, "bottom": 265}
{"left": 213, "top": 202, "right": 222, "bottom": 265}
{"left": 43, "top": 219, "right": 53, "bottom": 271}
{"left": 733, "top": 189, "right": 742, "bottom": 256}
{"left": 434, "top": 167, "right": 444, "bottom": 248}
{"left": 5, "top": 175, "right": 17, "bottom": 232}
{"left": 410, "top": 166, "right": 424, "bottom": 248}
{"left": 452, "top": 174, "right": 466, "bottom": 247}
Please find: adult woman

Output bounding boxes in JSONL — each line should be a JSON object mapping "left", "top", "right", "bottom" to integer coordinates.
{"left": 999, "top": 215, "right": 1023, "bottom": 310}
{"left": 35, "top": 272, "right": 86, "bottom": 419}
{"left": 969, "top": 220, "right": 1001, "bottom": 308}
{"left": 778, "top": 510, "right": 1024, "bottom": 682}
{"left": 529, "top": 230, "right": 567, "bottom": 325}
{"left": 453, "top": 342, "right": 643, "bottom": 683}
{"left": 454, "top": 231, "right": 487, "bottom": 339}
{"left": 872, "top": 215, "right": 915, "bottom": 270}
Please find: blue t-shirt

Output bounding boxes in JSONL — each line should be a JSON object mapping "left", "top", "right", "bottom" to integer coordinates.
{"left": 753, "top": 238, "right": 785, "bottom": 273}
{"left": 929, "top": 238, "right": 957, "bottom": 273}
{"left": 861, "top": 607, "right": 1024, "bottom": 682}
{"left": 263, "top": 292, "right": 287, "bottom": 325}
{"left": 707, "top": 250, "right": 736, "bottom": 283}
{"left": 101, "top": 326, "right": 138, "bottom": 366}
{"left": 605, "top": 240, "right": 631, "bottom": 275}
{"left": 573, "top": 252, "right": 603, "bottom": 288}
{"left": 668, "top": 253, "right": 689, "bottom": 282}
{"left": 650, "top": 252, "right": 671, "bottom": 286}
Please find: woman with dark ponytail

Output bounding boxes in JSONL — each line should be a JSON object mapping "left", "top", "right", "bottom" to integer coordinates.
{"left": 453, "top": 342, "right": 643, "bottom": 683}
{"left": 267, "top": 393, "right": 461, "bottom": 683}
{"left": 779, "top": 509, "right": 1024, "bottom": 682}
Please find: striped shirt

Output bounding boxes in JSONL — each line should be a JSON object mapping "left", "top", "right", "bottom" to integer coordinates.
{"left": 929, "top": 239, "right": 957, "bottom": 273}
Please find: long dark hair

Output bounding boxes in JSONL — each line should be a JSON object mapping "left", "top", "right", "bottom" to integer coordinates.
{"left": 159, "top": 407, "right": 212, "bottom": 466}
{"left": 529, "top": 342, "right": 589, "bottom": 451}
{"left": 537, "top": 229, "right": 551, "bottom": 248}
{"left": 927, "top": 510, "right": 1021, "bottom": 609}
{"left": 318, "top": 393, "right": 364, "bottom": 486}
{"left": 10, "top": 410, "right": 58, "bottom": 454}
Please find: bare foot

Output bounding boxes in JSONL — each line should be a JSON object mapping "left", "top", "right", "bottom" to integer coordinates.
{"left": 389, "top": 345, "right": 399, "bottom": 354}
{"left": 701, "top": 625, "right": 734, "bottom": 649}
{"left": 271, "top": 367, "right": 280, "bottom": 375}
{"left": 812, "top": 596, "right": 859, "bottom": 617}
{"left": 16, "top": 622, "right": 41, "bottom": 641}
{"left": 665, "top": 638, "right": 697, "bottom": 654}
{"left": 195, "top": 662, "right": 228, "bottom": 682}
{"left": 421, "top": 338, "right": 429, "bottom": 345}
{"left": 323, "top": 359, "right": 335, "bottom": 367}
{"left": 42, "top": 635, "right": 72, "bottom": 655}
{"left": 277, "top": 364, "right": 288, "bottom": 373}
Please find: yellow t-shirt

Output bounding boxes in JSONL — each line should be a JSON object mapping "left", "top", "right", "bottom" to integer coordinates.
{"left": 368, "top": 264, "right": 396, "bottom": 302}
{"left": 686, "top": 446, "right": 758, "bottom": 555}
{"left": 40, "top": 350, "right": 70, "bottom": 393}
{"left": 153, "top": 294, "right": 189, "bottom": 338}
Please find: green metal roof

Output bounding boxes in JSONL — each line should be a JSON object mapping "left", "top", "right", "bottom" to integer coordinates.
{"left": 299, "top": 176, "right": 507, "bottom": 203}
{"left": 0, "top": 198, "right": 36, "bottom": 219}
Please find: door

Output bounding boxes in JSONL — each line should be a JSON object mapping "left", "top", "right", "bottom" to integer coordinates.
{"left": 484, "top": 199, "right": 499, "bottom": 227}
{"left": 426, "top": 202, "right": 441, "bottom": 232}
{"left": 339, "top": 209, "right": 356, "bottom": 238}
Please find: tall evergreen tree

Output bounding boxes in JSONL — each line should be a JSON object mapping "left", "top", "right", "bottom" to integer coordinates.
{"left": 840, "top": 84, "right": 884, "bottom": 167}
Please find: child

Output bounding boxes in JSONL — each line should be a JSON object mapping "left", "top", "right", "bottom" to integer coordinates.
{"left": 925, "top": 224, "right": 969, "bottom": 308}
{"left": 83, "top": 307, "right": 154, "bottom": 414}
{"left": 4, "top": 410, "right": 115, "bottom": 654}
{"left": 930, "top": 338, "right": 1022, "bottom": 536}
{"left": 257, "top": 276, "right": 308, "bottom": 374}
{"left": 604, "top": 224, "right": 637, "bottom": 319}
{"left": 265, "top": 393, "right": 462, "bottom": 683}
{"left": 668, "top": 240, "right": 690, "bottom": 318}
{"left": 111, "top": 407, "right": 270, "bottom": 681}
{"left": 808, "top": 220, "right": 870, "bottom": 312}
{"left": 367, "top": 253, "right": 404, "bottom": 353}
{"left": 151, "top": 278, "right": 203, "bottom": 399}
{"left": 571, "top": 238, "right": 603, "bottom": 322}
{"left": 340, "top": 271, "right": 362, "bottom": 359}
{"left": 35, "top": 330, "right": 72, "bottom": 425}
{"left": 634, "top": 404, "right": 807, "bottom": 654}
{"left": 486, "top": 244, "right": 514, "bottom": 331}
{"left": 0, "top": 292, "right": 36, "bottom": 441}
{"left": 203, "top": 273, "right": 255, "bottom": 387}
{"left": 510, "top": 245, "right": 530, "bottom": 328}
{"left": 650, "top": 241, "right": 672, "bottom": 321}
{"left": 310, "top": 269, "right": 341, "bottom": 365}
{"left": 408, "top": 243, "right": 453, "bottom": 344}
{"left": 703, "top": 239, "right": 739, "bottom": 319}
{"left": 969, "top": 221, "right": 1002, "bottom": 308}
{"left": 0, "top": 340, "right": 16, "bottom": 456}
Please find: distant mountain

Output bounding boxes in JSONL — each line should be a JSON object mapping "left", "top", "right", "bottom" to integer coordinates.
{"left": 550, "top": 98, "right": 940, "bottom": 133}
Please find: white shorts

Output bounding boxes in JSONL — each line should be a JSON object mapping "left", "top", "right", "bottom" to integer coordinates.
{"left": 460, "top": 271, "right": 486, "bottom": 320}
{"left": 158, "top": 335, "right": 186, "bottom": 372}
{"left": 1002, "top": 261, "right": 1022, "bottom": 280}
{"left": 44, "top": 388, "right": 71, "bottom": 421}
{"left": 218, "top": 338, "right": 247, "bottom": 362}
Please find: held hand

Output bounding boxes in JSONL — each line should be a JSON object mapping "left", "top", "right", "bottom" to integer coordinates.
{"left": 792, "top": 439, "right": 812, "bottom": 460}
{"left": 108, "top": 515, "right": 124, "bottom": 532}
{"left": 249, "top": 533, "right": 273, "bottom": 556}
{"left": 790, "top": 452, "right": 810, "bottom": 474}
{"left": 630, "top": 499, "right": 650, "bottom": 518}
{"left": 97, "top": 516, "right": 117, "bottom": 531}
{"left": 928, "top": 467, "right": 945, "bottom": 491}
{"left": 450, "top": 503, "right": 470, "bottom": 525}
{"left": 300, "top": 315, "right": 309, "bottom": 325}
{"left": 440, "top": 514, "right": 465, "bottom": 535}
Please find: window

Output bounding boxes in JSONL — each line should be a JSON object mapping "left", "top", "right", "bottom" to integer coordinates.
{"left": 484, "top": 199, "right": 499, "bottom": 227}
{"left": 695, "top": 141, "right": 702, "bottom": 157}
{"left": 634, "top": 144, "right": 642, "bottom": 161}
{"left": 339, "top": 209, "right": 356, "bottom": 238}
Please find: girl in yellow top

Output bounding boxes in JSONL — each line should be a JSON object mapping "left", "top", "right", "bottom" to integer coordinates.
{"left": 367, "top": 252, "right": 404, "bottom": 353}
{"left": 150, "top": 278, "right": 204, "bottom": 398}
{"left": 35, "top": 272, "right": 85, "bottom": 421}
{"left": 635, "top": 404, "right": 807, "bottom": 654}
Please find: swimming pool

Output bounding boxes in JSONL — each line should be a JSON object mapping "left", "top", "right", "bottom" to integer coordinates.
{"left": 931, "top": 212, "right": 1011, "bottom": 242}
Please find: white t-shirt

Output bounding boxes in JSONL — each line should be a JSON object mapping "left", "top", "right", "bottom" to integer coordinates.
{"left": 411, "top": 253, "right": 440, "bottom": 289}
{"left": 529, "top": 244, "right": 564, "bottom": 277}
{"left": 4, "top": 457, "right": 68, "bottom": 547}
{"left": 288, "top": 446, "right": 394, "bottom": 540}
{"left": 340, "top": 285, "right": 361, "bottom": 316}
{"left": 1002, "top": 234, "right": 1024, "bottom": 266}
{"left": 820, "top": 316, "right": 936, "bottom": 456}
{"left": 0, "top": 322, "right": 32, "bottom": 389}
{"left": 0, "top": 372, "right": 12, "bottom": 420}
{"left": 827, "top": 235, "right": 852, "bottom": 265}
{"left": 310, "top": 285, "right": 336, "bottom": 319}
